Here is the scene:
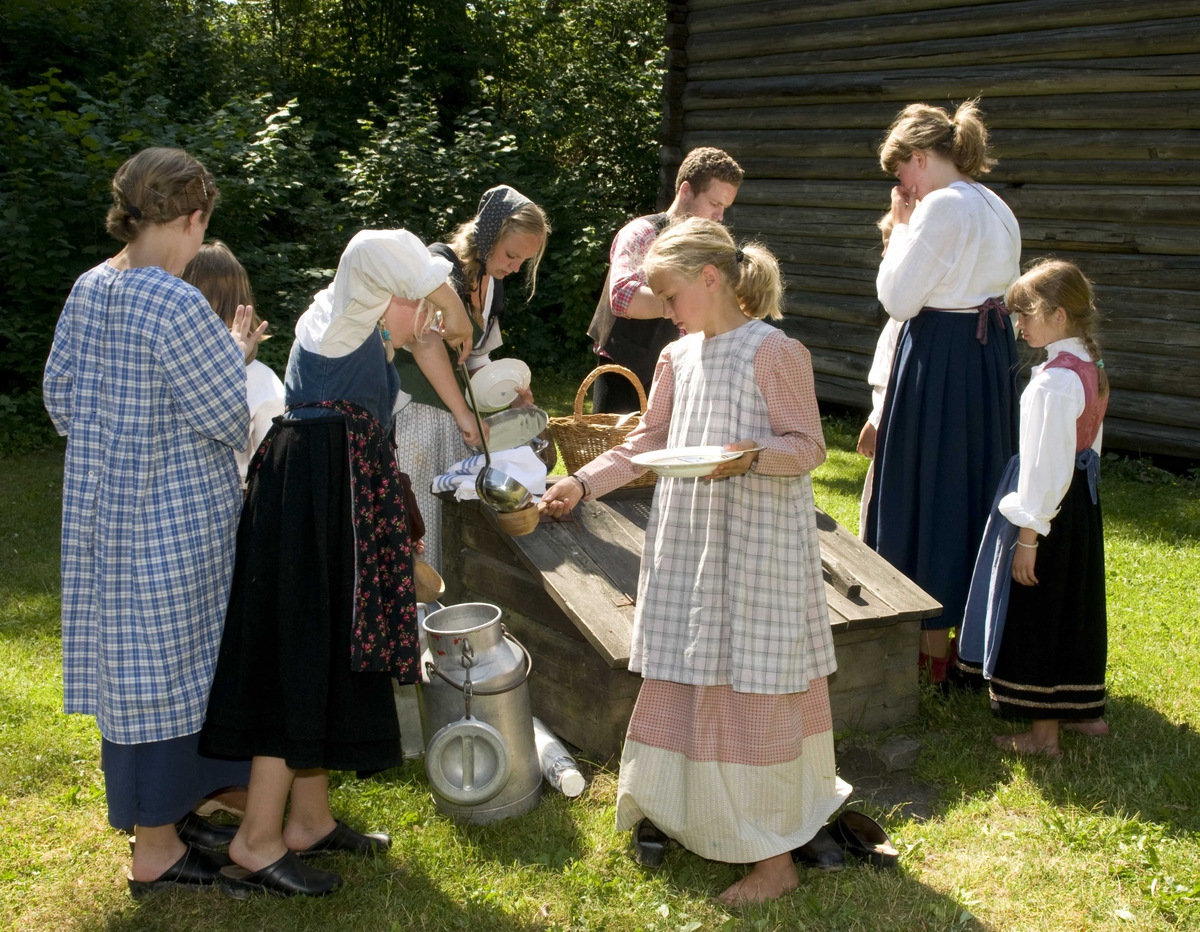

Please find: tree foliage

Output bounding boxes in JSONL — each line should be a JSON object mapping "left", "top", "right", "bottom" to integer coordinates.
{"left": 0, "top": 0, "right": 666, "bottom": 448}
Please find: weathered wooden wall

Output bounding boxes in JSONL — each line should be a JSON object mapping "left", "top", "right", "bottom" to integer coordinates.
{"left": 659, "top": 0, "right": 1200, "bottom": 458}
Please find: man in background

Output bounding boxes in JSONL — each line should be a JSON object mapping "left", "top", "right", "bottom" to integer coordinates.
{"left": 587, "top": 147, "right": 744, "bottom": 413}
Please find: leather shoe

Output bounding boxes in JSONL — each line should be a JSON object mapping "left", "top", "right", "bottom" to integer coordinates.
{"left": 293, "top": 820, "right": 390, "bottom": 858}
{"left": 219, "top": 850, "right": 343, "bottom": 898}
{"left": 631, "top": 819, "right": 669, "bottom": 868}
{"left": 176, "top": 810, "right": 238, "bottom": 853}
{"left": 828, "top": 811, "right": 899, "bottom": 869}
{"left": 127, "top": 844, "right": 225, "bottom": 899}
{"left": 791, "top": 825, "right": 845, "bottom": 870}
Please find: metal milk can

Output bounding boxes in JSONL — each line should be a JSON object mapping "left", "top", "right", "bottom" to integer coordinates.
{"left": 418, "top": 602, "right": 542, "bottom": 824}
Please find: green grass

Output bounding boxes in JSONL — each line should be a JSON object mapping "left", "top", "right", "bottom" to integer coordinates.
{"left": 2, "top": 420, "right": 1199, "bottom": 932}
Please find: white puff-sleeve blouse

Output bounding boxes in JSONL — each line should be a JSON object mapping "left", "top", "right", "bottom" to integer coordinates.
{"left": 295, "top": 229, "right": 453, "bottom": 358}
{"left": 998, "top": 338, "right": 1104, "bottom": 537}
{"left": 876, "top": 182, "right": 1021, "bottom": 322}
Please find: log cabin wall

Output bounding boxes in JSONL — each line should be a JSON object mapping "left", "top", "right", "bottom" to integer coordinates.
{"left": 658, "top": 0, "right": 1200, "bottom": 458}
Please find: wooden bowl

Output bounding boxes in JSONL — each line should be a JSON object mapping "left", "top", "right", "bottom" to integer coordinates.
{"left": 494, "top": 504, "right": 540, "bottom": 537}
{"left": 414, "top": 559, "right": 445, "bottom": 603}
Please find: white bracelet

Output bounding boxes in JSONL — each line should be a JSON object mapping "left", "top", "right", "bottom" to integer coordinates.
{"left": 1015, "top": 539, "right": 1039, "bottom": 550}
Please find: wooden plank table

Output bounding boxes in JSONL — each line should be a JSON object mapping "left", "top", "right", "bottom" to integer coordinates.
{"left": 440, "top": 487, "right": 941, "bottom": 758}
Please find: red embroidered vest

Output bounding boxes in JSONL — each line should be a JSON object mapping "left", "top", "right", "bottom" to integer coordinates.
{"left": 1044, "top": 352, "right": 1107, "bottom": 452}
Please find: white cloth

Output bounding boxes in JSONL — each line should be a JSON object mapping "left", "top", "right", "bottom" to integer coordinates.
{"left": 866, "top": 318, "right": 903, "bottom": 429}
{"left": 235, "top": 360, "right": 286, "bottom": 483}
{"left": 999, "top": 338, "right": 1103, "bottom": 537}
{"left": 876, "top": 181, "right": 1021, "bottom": 322}
{"left": 432, "top": 445, "right": 547, "bottom": 501}
{"left": 295, "top": 229, "right": 452, "bottom": 358}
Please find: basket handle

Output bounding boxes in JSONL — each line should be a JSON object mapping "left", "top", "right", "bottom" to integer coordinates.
{"left": 573, "top": 365, "right": 648, "bottom": 420}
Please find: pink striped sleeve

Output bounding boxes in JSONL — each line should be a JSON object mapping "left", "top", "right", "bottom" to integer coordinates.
{"left": 752, "top": 330, "right": 826, "bottom": 476}
{"left": 575, "top": 350, "right": 675, "bottom": 498}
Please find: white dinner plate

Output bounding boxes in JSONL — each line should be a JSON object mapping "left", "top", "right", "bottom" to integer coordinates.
{"left": 630, "top": 445, "right": 761, "bottom": 479}
{"left": 467, "top": 359, "right": 531, "bottom": 412}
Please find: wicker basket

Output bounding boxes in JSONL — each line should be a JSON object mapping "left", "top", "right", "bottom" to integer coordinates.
{"left": 546, "top": 365, "right": 657, "bottom": 490}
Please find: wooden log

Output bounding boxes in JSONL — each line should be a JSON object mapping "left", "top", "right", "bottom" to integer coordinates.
{"left": 777, "top": 313, "right": 881, "bottom": 355}
{"left": 1102, "top": 350, "right": 1200, "bottom": 398}
{"left": 814, "top": 372, "right": 873, "bottom": 409}
{"left": 822, "top": 549, "right": 864, "bottom": 599}
{"left": 800, "top": 342, "right": 874, "bottom": 381}
{"left": 731, "top": 157, "right": 1200, "bottom": 186}
{"left": 728, "top": 204, "right": 882, "bottom": 240}
{"left": 1017, "top": 219, "right": 1200, "bottom": 257}
{"left": 688, "top": 0, "right": 995, "bottom": 32}
{"left": 1105, "top": 389, "right": 1200, "bottom": 431}
{"left": 782, "top": 290, "right": 881, "bottom": 326}
{"left": 458, "top": 549, "right": 587, "bottom": 643}
{"left": 684, "top": 128, "right": 1200, "bottom": 162}
{"left": 683, "top": 55, "right": 1200, "bottom": 109}
{"left": 689, "top": 17, "right": 1200, "bottom": 80}
{"left": 780, "top": 264, "right": 878, "bottom": 297}
{"left": 684, "top": 90, "right": 1200, "bottom": 130}
{"left": 1102, "top": 416, "right": 1200, "bottom": 458}
{"left": 686, "top": 0, "right": 1200, "bottom": 63}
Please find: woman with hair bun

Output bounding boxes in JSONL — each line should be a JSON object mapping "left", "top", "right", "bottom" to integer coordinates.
{"left": 43, "top": 147, "right": 264, "bottom": 897}
{"left": 542, "top": 217, "right": 849, "bottom": 907}
{"left": 863, "top": 100, "right": 1023, "bottom": 687}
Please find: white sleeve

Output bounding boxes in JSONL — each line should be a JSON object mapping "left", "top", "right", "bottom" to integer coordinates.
{"left": 876, "top": 194, "right": 966, "bottom": 321}
{"left": 998, "top": 368, "right": 1084, "bottom": 536}
{"left": 352, "top": 230, "right": 453, "bottom": 302}
{"left": 866, "top": 318, "right": 902, "bottom": 428}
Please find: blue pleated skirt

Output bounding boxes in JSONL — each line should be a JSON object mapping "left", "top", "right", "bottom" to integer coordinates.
{"left": 102, "top": 731, "right": 250, "bottom": 831}
{"left": 865, "top": 309, "right": 1020, "bottom": 630}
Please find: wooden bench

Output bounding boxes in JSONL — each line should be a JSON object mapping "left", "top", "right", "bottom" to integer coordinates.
{"left": 440, "top": 487, "right": 941, "bottom": 761}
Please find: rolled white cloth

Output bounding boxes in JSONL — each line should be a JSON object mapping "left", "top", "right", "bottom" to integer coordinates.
{"left": 432, "top": 445, "right": 548, "bottom": 501}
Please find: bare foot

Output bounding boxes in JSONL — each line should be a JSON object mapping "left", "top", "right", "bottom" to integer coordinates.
{"left": 993, "top": 732, "right": 1061, "bottom": 757}
{"left": 718, "top": 853, "right": 798, "bottom": 907}
{"left": 1063, "top": 718, "right": 1109, "bottom": 737}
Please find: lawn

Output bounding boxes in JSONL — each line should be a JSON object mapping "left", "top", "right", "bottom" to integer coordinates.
{"left": 2, "top": 411, "right": 1198, "bottom": 932}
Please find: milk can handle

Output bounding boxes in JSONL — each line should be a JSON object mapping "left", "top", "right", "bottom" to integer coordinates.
{"left": 423, "top": 627, "right": 532, "bottom": 696}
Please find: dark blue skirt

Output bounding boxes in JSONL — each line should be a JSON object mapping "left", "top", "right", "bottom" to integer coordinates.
{"left": 865, "top": 309, "right": 1020, "bottom": 630}
{"left": 102, "top": 731, "right": 250, "bottom": 831}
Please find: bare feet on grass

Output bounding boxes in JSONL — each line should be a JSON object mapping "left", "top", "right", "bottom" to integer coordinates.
{"left": 993, "top": 731, "right": 1061, "bottom": 757}
{"left": 718, "top": 852, "right": 798, "bottom": 907}
{"left": 1063, "top": 718, "right": 1109, "bottom": 737}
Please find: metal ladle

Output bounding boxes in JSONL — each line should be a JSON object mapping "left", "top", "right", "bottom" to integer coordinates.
{"left": 460, "top": 361, "right": 534, "bottom": 513}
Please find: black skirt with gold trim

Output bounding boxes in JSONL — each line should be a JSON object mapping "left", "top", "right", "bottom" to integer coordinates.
{"left": 989, "top": 465, "right": 1107, "bottom": 719}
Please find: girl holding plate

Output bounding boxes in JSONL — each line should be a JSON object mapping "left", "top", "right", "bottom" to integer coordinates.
{"left": 541, "top": 217, "right": 849, "bottom": 907}
{"left": 392, "top": 185, "right": 551, "bottom": 572}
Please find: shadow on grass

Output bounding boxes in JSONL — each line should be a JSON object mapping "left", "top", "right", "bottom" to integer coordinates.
{"left": 926, "top": 687, "right": 1200, "bottom": 839}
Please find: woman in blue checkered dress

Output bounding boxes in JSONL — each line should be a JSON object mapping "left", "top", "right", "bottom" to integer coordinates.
{"left": 43, "top": 148, "right": 266, "bottom": 896}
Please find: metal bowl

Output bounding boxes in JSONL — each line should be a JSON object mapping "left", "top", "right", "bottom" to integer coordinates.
{"left": 475, "top": 465, "right": 534, "bottom": 513}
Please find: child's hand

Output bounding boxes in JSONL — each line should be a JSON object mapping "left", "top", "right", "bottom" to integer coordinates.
{"left": 541, "top": 476, "right": 584, "bottom": 518}
{"left": 704, "top": 440, "right": 760, "bottom": 481}
{"left": 231, "top": 304, "right": 268, "bottom": 363}
{"left": 857, "top": 421, "right": 876, "bottom": 458}
{"left": 1011, "top": 544, "right": 1039, "bottom": 586}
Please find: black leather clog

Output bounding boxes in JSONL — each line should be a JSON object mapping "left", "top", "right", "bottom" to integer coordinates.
{"left": 293, "top": 820, "right": 391, "bottom": 858}
{"left": 791, "top": 825, "right": 846, "bottom": 870}
{"left": 219, "top": 850, "right": 343, "bottom": 898}
{"left": 126, "top": 844, "right": 225, "bottom": 899}
{"left": 631, "top": 819, "right": 669, "bottom": 868}
{"left": 829, "top": 810, "right": 899, "bottom": 869}
{"left": 176, "top": 810, "right": 239, "bottom": 853}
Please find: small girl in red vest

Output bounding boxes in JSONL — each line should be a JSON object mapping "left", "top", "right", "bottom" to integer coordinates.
{"left": 956, "top": 259, "right": 1109, "bottom": 756}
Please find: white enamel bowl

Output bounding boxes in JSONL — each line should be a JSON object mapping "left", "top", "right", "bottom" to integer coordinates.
{"left": 467, "top": 359, "right": 532, "bottom": 413}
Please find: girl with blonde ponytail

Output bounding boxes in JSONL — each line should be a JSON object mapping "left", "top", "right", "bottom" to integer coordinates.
{"left": 864, "top": 99, "right": 1023, "bottom": 687}
{"left": 542, "top": 217, "right": 849, "bottom": 907}
{"left": 958, "top": 259, "right": 1110, "bottom": 756}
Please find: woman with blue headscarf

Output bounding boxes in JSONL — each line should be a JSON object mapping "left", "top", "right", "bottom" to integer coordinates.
{"left": 393, "top": 185, "right": 551, "bottom": 572}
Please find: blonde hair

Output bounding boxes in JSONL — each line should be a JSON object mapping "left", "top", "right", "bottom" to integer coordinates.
{"left": 1006, "top": 258, "right": 1108, "bottom": 398}
{"left": 181, "top": 241, "right": 260, "bottom": 328}
{"left": 643, "top": 217, "right": 783, "bottom": 322}
{"left": 879, "top": 99, "right": 995, "bottom": 177}
{"left": 106, "top": 147, "right": 218, "bottom": 243}
{"left": 448, "top": 200, "right": 551, "bottom": 301}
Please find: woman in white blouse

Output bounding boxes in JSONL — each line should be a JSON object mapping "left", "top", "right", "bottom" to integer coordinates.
{"left": 863, "top": 100, "right": 1023, "bottom": 687}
